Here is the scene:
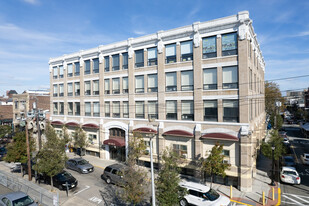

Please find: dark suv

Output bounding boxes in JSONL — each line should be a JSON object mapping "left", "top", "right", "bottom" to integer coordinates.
{"left": 101, "top": 164, "right": 127, "bottom": 186}
{"left": 40, "top": 170, "right": 78, "bottom": 190}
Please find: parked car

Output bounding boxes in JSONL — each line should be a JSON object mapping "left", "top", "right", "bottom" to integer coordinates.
{"left": 279, "top": 131, "right": 288, "bottom": 138}
{"left": 280, "top": 166, "right": 300, "bottom": 185}
{"left": 179, "top": 181, "right": 230, "bottom": 206}
{"left": 0, "top": 147, "right": 7, "bottom": 161}
{"left": 0, "top": 191, "right": 38, "bottom": 206}
{"left": 301, "top": 153, "right": 309, "bottom": 165}
{"left": 41, "top": 170, "right": 78, "bottom": 190}
{"left": 283, "top": 138, "right": 290, "bottom": 145}
{"left": 65, "top": 158, "right": 94, "bottom": 174}
{"left": 101, "top": 164, "right": 127, "bottom": 186}
{"left": 10, "top": 163, "right": 22, "bottom": 173}
{"left": 281, "top": 156, "right": 296, "bottom": 167}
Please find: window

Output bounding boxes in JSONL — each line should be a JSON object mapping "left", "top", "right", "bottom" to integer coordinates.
{"left": 148, "top": 101, "right": 158, "bottom": 119}
{"left": 84, "top": 81, "right": 91, "bottom": 95}
{"left": 84, "top": 60, "right": 90, "bottom": 75}
{"left": 67, "top": 83, "right": 73, "bottom": 96}
{"left": 53, "top": 85, "right": 58, "bottom": 97}
{"left": 123, "top": 101, "right": 129, "bottom": 118}
{"left": 254, "top": 74, "right": 257, "bottom": 91}
{"left": 181, "top": 71, "right": 193, "bottom": 91}
{"left": 14, "top": 101, "right": 18, "bottom": 109}
{"left": 148, "top": 47, "right": 157, "bottom": 66}
{"left": 75, "top": 102, "right": 80, "bottom": 116}
{"left": 202, "top": 36, "right": 217, "bottom": 58}
{"left": 93, "top": 102, "right": 100, "bottom": 117}
{"left": 166, "top": 72, "right": 177, "bottom": 91}
{"left": 223, "top": 99, "right": 239, "bottom": 122}
{"left": 59, "top": 66, "right": 64, "bottom": 78}
{"left": 53, "top": 67, "right": 58, "bottom": 79}
{"left": 59, "top": 102, "right": 64, "bottom": 115}
{"left": 75, "top": 82, "right": 80, "bottom": 96}
{"left": 222, "top": 150, "right": 230, "bottom": 164}
{"left": 59, "top": 84, "right": 64, "bottom": 97}
{"left": 93, "top": 58, "right": 99, "bottom": 73}
{"left": 104, "top": 79, "right": 110, "bottom": 94}
{"left": 123, "top": 77, "right": 128, "bottom": 93}
{"left": 148, "top": 74, "right": 157, "bottom": 92}
{"left": 136, "top": 101, "right": 144, "bottom": 118}
{"left": 104, "top": 56, "right": 110, "bottom": 72}
{"left": 204, "top": 100, "right": 217, "bottom": 121}
{"left": 222, "top": 66, "right": 238, "bottom": 89}
{"left": 122, "top": 52, "right": 128, "bottom": 69}
{"left": 112, "top": 78, "right": 120, "bottom": 94}
{"left": 74, "top": 62, "right": 80, "bottom": 76}
{"left": 53, "top": 102, "right": 58, "bottom": 115}
{"left": 68, "top": 102, "right": 73, "bottom": 115}
{"left": 181, "top": 100, "right": 194, "bottom": 120}
{"left": 166, "top": 100, "right": 177, "bottom": 120}
{"left": 67, "top": 64, "right": 73, "bottom": 77}
{"left": 105, "top": 102, "right": 110, "bottom": 117}
{"left": 222, "top": 33, "right": 238, "bottom": 56}
{"left": 113, "top": 101, "right": 120, "bottom": 118}
{"left": 165, "top": 43, "right": 176, "bottom": 63}
{"left": 203, "top": 68, "right": 217, "bottom": 90}
{"left": 135, "top": 49, "right": 144, "bottom": 68}
{"left": 135, "top": 75, "right": 144, "bottom": 93}
{"left": 173, "top": 144, "right": 187, "bottom": 158}
{"left": 249, "top": 68, "right": 252, "bottom": 90}
{"left": 85, "top": 102, "right": 91, "bottom": 116}
{"left": 93, "top": 80, "right": 99, "bottom": 95}
{"left": 88, "top": 134, "right": 97, "bottom": 144}
{"left": 112, "top": 54, "right": 119, "bottom": 71}
{"left": 181, "top": 41, "right": 193, "bottom": 61}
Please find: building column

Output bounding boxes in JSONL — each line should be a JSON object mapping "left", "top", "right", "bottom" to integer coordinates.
{"left": 239, "top": 135, "right": 253, "bottom": 192}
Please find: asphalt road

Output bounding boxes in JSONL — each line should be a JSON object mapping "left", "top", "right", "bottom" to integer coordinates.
{"left": 280, "top": 125, "right": 309, "bottom": 206}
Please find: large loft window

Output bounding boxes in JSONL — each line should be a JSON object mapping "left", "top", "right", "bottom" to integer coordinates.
{"left": 84, "top": 81, "right": 91, "bottom": 96}
{"left": 68, "top": 102, "right": 73, "bottom": 115}
{"left": 53, "top": 102, "right": 58, "bottom": 115}
{"left": 222, "top": 33, "right": 238, "bottom": 56}
{"left": 135, "top": 75, "right": 144, "bottom": 93}
{"left": 148, "top": 101, "right": 158, "bottom": 119}
{"left": 122, "top": 52, "right": 128, "bottom": 69}
{"left": 53, "top": 85, "right": 58, "bottom": 97}
{"left": 85, "top": 102, "right": 91, "bottom": 116}
{"left": 105, "top": 102, "right": 110, "bottom": 117}
{"left": 93, "top": 80, "right": 99, "bottom": 95}
{"left": 104, "top": 56, "right": 110, "bottom": 72}
{"left": 147, "top": 74, "right": 157, "bottom": 92}
{"left": 112, "top": 54, "right": 120, "bottom": 71}
{"left": 180, "top": 41, "right": 193, "bottom": 62}
{"left": 166, "top": 72, "right": 177, "bottom": 92}
{"left": 59, "top": 102, "right": 64, "bottom": 115}
{"left": 75, "top": 82, "right": 80, "bottom": 96}
{"left": 204, "top": 100, "right": 218, "bottom": 121}
{"left": 173, "top": 144, "right": 187, "bottom": 158}
{"left": 112, "top": 101, "right": 120, "bottom": 118}
{"left": 84, "top": 60, "right": 91, "bottom": 75}
{"left": 223, "top": 99, "right": 239, "bottom": 122}
{"left": 53, "top": 67, "right": 58, "bottom": 79}
{"left": 181, "top": 100, "right": 194, "bottom": 121}
{"left": 181, "top": 70, "right": 193, "bottom": 91}
{"left": 123, "top": 101, "right": 129, "bottom": 118}
{"left": 59, "top": 84, "right": 64, "bottom": 97}
{"left": 165, "top": 43, "right": 176, "bottom": 64}
{"left": 166, "top": 100, "right": 177, "bottom": 120}
{"left": 222, "top": 66, "right": 238, "bottom": 89}
{"left": 74, "top": 62, "right": 80, "bottom": 76}
{"left": 75, "top": 102, "right": 80, "bottom": 116}
{"left": 123, "top": 77, "right": 128, "bottom": 94}
{"left": 104, "top": 79, "right": 110, "bottom": 94}
{"left": 112, "top": 78, "right": 120, "bottom": 94}
{"left": 93, "top": 58, "right": 99, "bottom": 73}
{"left": 59, "top": 66, "right": 64, "bottom": 78}
{"left": 93, "top": 102, "right": 100, "bottom": 117}
{"left": 67, "top": 64, "right": 73, "bottom": 77}
{"left": 147, "top": 47, "right": 157, "bottom": 66}
{"left": 67, "top": 83, "right": 73, "bottom": 96}
{"left": 202, "top": 36, "right": 217, "bottom": 58}
{"left": 135, "top": 101, "right": 144, "bottom": 119}
{"left": 203, "top": 68, "right": 217, "bottom": 90}
{"left": 135, "top": 49, "right": 144, "bottom": 68}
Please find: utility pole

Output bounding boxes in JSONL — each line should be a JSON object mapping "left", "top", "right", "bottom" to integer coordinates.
{"left": 33, "top": 99, "right": 42, "bottom": 150}
{"left": 23, "top": 102, "right": 32, "bottom": 181}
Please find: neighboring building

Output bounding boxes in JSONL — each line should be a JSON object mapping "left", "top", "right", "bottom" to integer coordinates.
{"left": 285, "top": 90, "right": 305, "bottom": 108}
{"left": 304, "top": 88, "right": 309, "bottom": 109}
{"left": 0, "top": 105, "right": 13, "bottom": 126}
{"left": 0, "top": 90, "right": 17, "bottom": 106}
{"left": 49, "top": 11, "right": 265, "bottom": 191}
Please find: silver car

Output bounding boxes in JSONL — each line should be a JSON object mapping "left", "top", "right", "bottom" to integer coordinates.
{"left": 65, "top": 158, "right": 94, "bottom": 174}
{"left": 0, "top": 191, "right": 38, "bottom": 206}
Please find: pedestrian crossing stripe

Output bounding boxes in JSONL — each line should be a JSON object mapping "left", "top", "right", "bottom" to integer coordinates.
{"left": 282, "top": 194, "right": 309, "bottom": 205}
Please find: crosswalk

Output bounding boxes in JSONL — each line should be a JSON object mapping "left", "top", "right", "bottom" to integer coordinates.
{"left": 282, "top": 193, "right": 309, "bottom": 205}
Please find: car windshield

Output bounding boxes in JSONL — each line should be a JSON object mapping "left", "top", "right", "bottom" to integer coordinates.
{"left": 77, "top": 160, "right": 88, "bottom": 165}
{"left": 283, "top": 171, "right": 297, "bottom": 176}
{"left": 12, "top": 195, "right": 34, "bottom": 206}
{"left": 56, "top": 171, "right": 73, "bottom": 181}
{"left": 205, "top": 189, "right": 220, "bottom": 201}
{"left": 285, "top": 158, "right": 294, "bottom": 162}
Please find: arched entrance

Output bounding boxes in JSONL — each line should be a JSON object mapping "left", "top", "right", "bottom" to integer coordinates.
{"left": 104, "top": 128, "right": 126, "bottom": 162}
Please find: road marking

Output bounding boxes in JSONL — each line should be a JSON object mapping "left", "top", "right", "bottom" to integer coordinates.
{"left": 291, "top": 194, "right": 309, "bottom": 203}
{"left": 281, "top": 200, "right": 298, "bottom": 205}
{"left": 73, "top": 185, "right": 90, "bottom": 195}
{"left": 282, "top": 194, "right": 302, "bottom": 205}
{"left": 89, "top": 196, "right": 102, "bottom": 204}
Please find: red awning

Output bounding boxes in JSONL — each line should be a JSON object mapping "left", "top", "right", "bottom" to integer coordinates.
{"left": 201, "top": 133, "right": 239, "bottom": 141}
{"left": 51, "top": 121, "right": 63, "bottom": 126}
{"left": 103, "top": 138, "right": 125, "bottom": 147}
{"left": 65, "top": 122, "right": 80, "bottom": 127}
{"left": 82, "top": 123, "right": 99, "bottom": 129}
{"left": 162, "top": 130, "right": 194, "bottom": 138}
{"left": 133, "top": 127, "right": 157, "bottom": 134}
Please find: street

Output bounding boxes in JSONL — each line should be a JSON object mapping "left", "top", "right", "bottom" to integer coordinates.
{"left": 281, "top": 126, "right": 309, "bottom": 206}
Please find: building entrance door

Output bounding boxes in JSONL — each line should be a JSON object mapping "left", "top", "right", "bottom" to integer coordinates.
{"left": 109, "top": 128, "right": 126, "bottom": 162}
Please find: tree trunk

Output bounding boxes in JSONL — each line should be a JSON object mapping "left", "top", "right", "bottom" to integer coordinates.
{"left": 210, "top": 174, "right": 213, "bottom": 188}
{"left": 50, "top": 176, "right": 54, "bottom": 191}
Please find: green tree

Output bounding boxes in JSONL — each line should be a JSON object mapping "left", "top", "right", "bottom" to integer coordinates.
{"left": 265, "top": 81, "right": 285, "bottom": 115}
{"left": 62, "top": 126, "right": 70, "bottom": 144}
{"left": 156, "top": 148, "right": 187, "bottom": 206}
{"left": 199, "top": 142, "right": 230, "bottom": 187}
{"left": 130, "top": 132, "right": 147, "bottom": 164}
{"left": 73, "top": 128, "right": 88, "bottom": 156}
{"left": 0, "top": 125, "right": 11, "bottom": 139}
{"left": 4, "top": 132, "right": 35, "bottom": 163}
{"left": 33, "top": 124, "right": 67, "bottom": 191}
{"left": 261, "top": 130, "right": 286, "bottom": 161}
{"left": 270, "top": 113, "right": 283, "bottom": 130}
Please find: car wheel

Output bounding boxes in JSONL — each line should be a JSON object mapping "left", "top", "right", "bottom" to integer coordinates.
{"left": 179, "top": 199, "right": 188, "bottom": 206}
{"left": 106, "top": 177, "right": 111, "bottom": 184}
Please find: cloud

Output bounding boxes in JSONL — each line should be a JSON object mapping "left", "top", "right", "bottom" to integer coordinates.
{"left": 295, "top": 31, "right": 309, "bottom": 37}
{"left": 22, "top": 0, "right": 39, "bottom": 5}
{"left": 133, "top": 30, "right": 146, "bottom": 35}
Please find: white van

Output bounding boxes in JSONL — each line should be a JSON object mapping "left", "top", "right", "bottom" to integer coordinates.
{"left": 179, "top": 181, "right": 230, "bottom": 206}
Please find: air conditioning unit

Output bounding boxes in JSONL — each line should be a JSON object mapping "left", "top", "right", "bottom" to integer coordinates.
{"left": 28, "top": 121, "right": 34, "bottom": 130}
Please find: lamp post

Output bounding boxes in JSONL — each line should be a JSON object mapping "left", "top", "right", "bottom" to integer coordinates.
{"left": 148, "top": 131, "right": 156, "bottom": 206}
{"left": 270, "top": 144, "right": 276, "bottom": 186}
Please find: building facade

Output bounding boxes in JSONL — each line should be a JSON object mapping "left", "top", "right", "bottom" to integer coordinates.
{"left": 49, "top": 11, "right": 265, "bottom": 191}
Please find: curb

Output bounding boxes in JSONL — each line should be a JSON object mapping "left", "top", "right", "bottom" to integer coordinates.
{"left": 93, "top": 165, "right": 105, "bottom": 170}
{"left": 275, "top": 187, "right": 281, "bottom": 206}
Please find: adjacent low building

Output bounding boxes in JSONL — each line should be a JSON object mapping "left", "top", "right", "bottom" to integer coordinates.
{"left": 49, "top": 11, "right": 266, "bottom": 191}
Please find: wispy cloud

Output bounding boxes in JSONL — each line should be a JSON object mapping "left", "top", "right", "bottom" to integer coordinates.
{"left": 295, "top": 31, "right": 309, "bottom": 37}
{"left": 22, "top": 0, "right": 39, "bottom": 5}
{"left": 133, "top": 30, "right": 146, "bottom": 35}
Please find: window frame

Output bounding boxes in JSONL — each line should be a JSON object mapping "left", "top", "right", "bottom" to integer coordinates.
{"left": 92, "top": 58, "right": 99, "bottom": 73}
{"left": 165, "top": 43, "right": 176, "bottom": 64}
{"left": 135, "top": 49, "right": 144, "bottom": 68}
{"left": 202, "top": 36, "right": 217, "bottom": 59}
{"left": 84, "top": 60, "right": 91, "bottom": 75}
{"left": 221, "top": 32, "right": 238, "bottom": 56}
{"left": 180, "top": 40, "right": 193, "bottom": 62}
{"left": 204, "top": 100, "right": 218, "bottom": 122}
{"left": 181, "top": 70, "right": 194, "bottom": 91}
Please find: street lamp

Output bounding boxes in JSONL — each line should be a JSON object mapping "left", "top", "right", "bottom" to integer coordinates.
{"left": 147, "top": 131, "right": 156, "bottom": 206}
{"left": 270, "top": 144, "right": 276, "bottom": 186}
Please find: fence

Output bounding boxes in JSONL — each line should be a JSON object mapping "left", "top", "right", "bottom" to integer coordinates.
{"left": 0, "top": 170, "right": 58, "bottom": 206}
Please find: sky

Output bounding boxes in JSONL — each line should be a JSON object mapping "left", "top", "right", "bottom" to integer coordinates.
{"left": 0, "top": 0, "right": 308, "bottom": 96}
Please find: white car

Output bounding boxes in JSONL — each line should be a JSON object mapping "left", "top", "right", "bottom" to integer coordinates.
{"left": 301, "top": 153, "right": 309, "bottom": 165}
{"left": 280, "top": 167, "right": 301, "bottom": 185}
{"left": 179, "top": 181, "right": 230, "bottom": 206}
